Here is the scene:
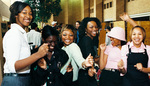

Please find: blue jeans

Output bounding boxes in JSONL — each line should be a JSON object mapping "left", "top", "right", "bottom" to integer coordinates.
{"left": 1, "top": 75, "right": 30, "bottom": 86}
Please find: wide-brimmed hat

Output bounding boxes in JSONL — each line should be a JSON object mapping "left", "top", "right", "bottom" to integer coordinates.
{"left": 107, "top": 27, "right": 126, "bottom": 41}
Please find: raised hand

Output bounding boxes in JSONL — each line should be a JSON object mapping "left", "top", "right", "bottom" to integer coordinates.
{"left": 38, "top": 58, "right": 47, "bottom": 70}
{"left": 100, "top": 43, "right": 106, "bottom": 51}
{"left": 37, "top": 43, "right": 49, "bottom": 58}
{"left": 134, "top": 63, "right": 143, "bottom": 71}
{"left": 84, "top": 53, "right": 94, "bottom": 67}
{"left": 120, "top": 12, "right": 130, "bottom": 22}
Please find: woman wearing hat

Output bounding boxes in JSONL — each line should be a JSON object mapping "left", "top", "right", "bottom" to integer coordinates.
{"left": 99, "top": 27, "right": 126, "bottom": 86}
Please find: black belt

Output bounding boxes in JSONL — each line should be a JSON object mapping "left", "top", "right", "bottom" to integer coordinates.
{"left": 4, "top": 73, "right": 30, "bottom": 77}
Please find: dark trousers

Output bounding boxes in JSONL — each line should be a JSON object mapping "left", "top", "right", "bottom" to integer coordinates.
{"left": 99, "top": 70, "right": 122, "bottom": 86}
{"left": 78, "top": 69, "right": 97, "bottom": 86}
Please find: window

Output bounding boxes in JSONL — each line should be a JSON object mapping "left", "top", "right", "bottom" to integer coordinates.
{"left": 110, "top": 2, "right": 112, "bottom": 7}
{"left": 104, "top": 4, "right": 106, "bottom": 9}
{"left": 90, "top": 9, "right": 94, "bottom": 13}
{"left": 107, "top": 3, "right": 109, "bottom": 8}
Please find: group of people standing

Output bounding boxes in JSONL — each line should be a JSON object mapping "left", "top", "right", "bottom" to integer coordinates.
{"left": 1, "top": 1, "right": 150, "bottom": 86}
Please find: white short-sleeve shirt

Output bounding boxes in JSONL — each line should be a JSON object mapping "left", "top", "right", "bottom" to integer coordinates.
{"left": 3, "top": 23, "right": 31, "bottom": 73}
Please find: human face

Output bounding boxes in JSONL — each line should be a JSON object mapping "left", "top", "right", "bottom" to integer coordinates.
{"left": 44, "top": 36, "right": 57, "bottom": 52}
{"left": 16, "top": 6, "right": 33, "bottom": 29}
{"left": 110, "top": 37, "right": 121, "bottom": 47}
{"left": 86, "top": 21, "right": 98, "bottom": 39}
{"left": 75, "top": 22, "right": 80, "bottom": 29}
{"left": 61, "top": 29, "right": 74, "bottom": 46}
{"left": 131, "top": 27, "right": 143, "bottom": 48}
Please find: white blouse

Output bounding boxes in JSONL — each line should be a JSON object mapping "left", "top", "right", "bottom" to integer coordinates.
{"left": 3, "top": 23, "right": 31, "bottom": 73}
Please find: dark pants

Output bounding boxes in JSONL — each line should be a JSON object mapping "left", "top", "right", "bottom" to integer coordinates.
{"left": 1, "top": 76, "right": 30, "bottom": 86}
{"left": 78, "top": 69, "right": 97, "bottom": 86}
{"left": 99, "top": 70, "right": 122, "bottom": 86}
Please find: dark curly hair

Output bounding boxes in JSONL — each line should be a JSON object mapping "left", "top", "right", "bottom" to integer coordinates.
{"left": 78, "top": 17, "right": 101, "bottom": 41}
{"left": 42, "top": 25, "right": 59, "bottom": 40}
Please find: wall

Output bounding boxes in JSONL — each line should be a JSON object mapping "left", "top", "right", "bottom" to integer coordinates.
{"left": 116, "top": 0, "right": 125, "bottom": 21}
{"left": 104, "top": 0, "right": 116, "bottom": 22}
{"left": 127, "top": 0, "right": 150, "bottom": 16}
{"left": 0, "top": 0, "right": 10, "bottom": 19}
{"left": 0, "top": 0, "right": 10, "bottom": 84}
{"left": 84, "top": 0, "right": 90, "bottom": 18}
{"left": 55, "top": 0, "right": 103, "bottom": 25}
{"left": 55, "top": 0, "right": 83, "bottom": 25}
{"left": 54, "top": 0, "right": 68, "bottom": 24}
{"left": 96, "top": 0, "right": 103, "bottom": 22}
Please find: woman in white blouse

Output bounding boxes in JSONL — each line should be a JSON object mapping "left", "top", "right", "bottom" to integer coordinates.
{"left": 1, "top": 1, "right": 48, "bottom": 86}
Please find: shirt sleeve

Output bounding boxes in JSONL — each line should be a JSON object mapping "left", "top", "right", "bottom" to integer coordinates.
{"left": 104, "top": 46, "right": 110, "bottom": 55}
{"left": 146, "top": 45, "right": 150, "bottom": 67}
{"left": 4, "top": 34, "right": 21, "bottom": 73}
{"left": 69, "top": 43, "right": 85, "bottom": 69}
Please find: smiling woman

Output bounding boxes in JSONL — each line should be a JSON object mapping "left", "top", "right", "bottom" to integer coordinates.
{"left": 78, "top": 17, "right": 101, "bottom": 86}
{"left": 118, "top": 26, "right": 150, "bottom": 86}
{"left": 1, "top": 1, "right": 48, "bottom": 86}
{"left": 15, "top": 6, "right": 33, "bottom": 28}
{"left": 99, "top": 27, "right": 126, "bottom": 86}
{"left": 60, "top": 24, "right": 94, "bottom": 86}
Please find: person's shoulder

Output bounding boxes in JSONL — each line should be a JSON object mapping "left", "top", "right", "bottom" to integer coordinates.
{"left": 122, "top": 44, "right": 128, "bottom": 49}
{"left": 121, "top": 44, "right": 129, "bottom": 53}
{"left": 54, "top": 48, "right": 69, "bottom": 61}
{"left": 56, "top": 48, "right": 66, "bottom": 54}
{"left": 26, "top": 31, "right": 30, "bottom": 34}
{"left": 106, "top": 45, "right": 112, "bottom": 49}
{"left": 83, "top": 36, "right": 91, "bottom": 40}
{"left": 4, "top": 28, "right": 20, "bottom": 38}
{"left": 146, "top": 45, "right": 150, "bottom": 50}
{"left": 80, "top": 36, "right": 92, "bottom": 43}
{"left": 67, "top": 43, "right": 80, "bottom": 51}
{"left": 69, "top": 43, "right": 78, "bottom": 48}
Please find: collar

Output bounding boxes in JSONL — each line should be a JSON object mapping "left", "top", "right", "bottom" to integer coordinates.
{"left": 30, "top": 29, "right": 36, "bottom": 32}
{"left": 110, "top": 44, "right": 118, "bottom": 48}
{"left": 11, "top": 23, "right": 26, "bottom": 34}
{"left": 129, "top": 41, "right": 146, "bottom": 49}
